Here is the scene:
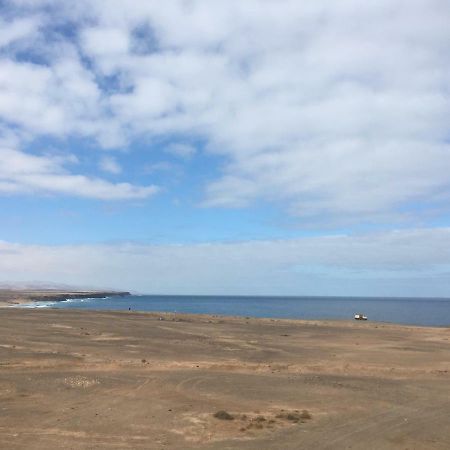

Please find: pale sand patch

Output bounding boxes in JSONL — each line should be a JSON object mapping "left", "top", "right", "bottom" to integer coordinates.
{"left": 62, "top": 376, "right": 100, "bottom": 388}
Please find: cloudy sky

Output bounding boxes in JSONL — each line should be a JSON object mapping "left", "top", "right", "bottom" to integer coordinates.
{"left": 1, "top": 0, "right": 449, "bottom": 295}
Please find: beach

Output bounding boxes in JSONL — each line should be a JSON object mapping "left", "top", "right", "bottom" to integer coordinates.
{"left": 0, "top": 308, "right": 449, "bottom": 449}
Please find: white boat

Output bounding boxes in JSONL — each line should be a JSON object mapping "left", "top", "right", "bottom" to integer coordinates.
{"left": 354, "top": 313, "right": 368, "bottom": 320}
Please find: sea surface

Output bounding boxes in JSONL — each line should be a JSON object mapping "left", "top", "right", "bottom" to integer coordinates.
{"left": 21, "top": 295, "right": 450, "bottom": 327}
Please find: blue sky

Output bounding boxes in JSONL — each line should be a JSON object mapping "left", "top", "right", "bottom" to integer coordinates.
{"left": 1, "top": 0, "right": 450, "bottom": 295}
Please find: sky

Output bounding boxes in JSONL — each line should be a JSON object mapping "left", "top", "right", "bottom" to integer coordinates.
{"left": 0, "top": 0, "right": 450, "bottom": 296}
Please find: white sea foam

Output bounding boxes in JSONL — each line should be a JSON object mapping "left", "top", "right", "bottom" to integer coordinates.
{"left": 15, "top": 301, "right": 57, "bottom": 309}
{"left": 62, "top": 297, "right": 105, "bottom": 302}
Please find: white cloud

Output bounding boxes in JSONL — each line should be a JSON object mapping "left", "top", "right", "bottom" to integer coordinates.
{"left": 0, "top": 56, "right": 102, "bottom": 136}
{"left": 0, "top": 1, "right": 449, "bottom": 221}
{"left": 0, "top": 16, "right": 41, "bottom": 48}
{"left": 99, "top": 155, "right": 122, "bottom": 174}
{"left": 0, "top": 147, "right": 158, "bottom": 200}
{"left": 81, "top": 27, "right": 130, "bottom": 57}
{"left": 165, "top": 143, "right": 196, "bottom": 159}
{"left": 1, "top": 227, "right": 450, "bottom": 296}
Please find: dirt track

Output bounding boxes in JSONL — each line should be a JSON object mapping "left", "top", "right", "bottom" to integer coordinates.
{"left": 0, "top": 308, "right": 449, "bottom": 449}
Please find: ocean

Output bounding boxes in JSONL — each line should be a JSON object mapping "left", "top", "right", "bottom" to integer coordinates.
{"left": 22, "top": 294, "right": 450, "bottom": 327}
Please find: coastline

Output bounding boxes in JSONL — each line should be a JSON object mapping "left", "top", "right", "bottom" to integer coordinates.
{"left": 9, "top": 292, "right": 449, "bottom": 328}
{"left": 0, "top": 308, "right": 449, "bottom": 449}
{"left": 0, "top": 289, "right": 130, "bottom": 308}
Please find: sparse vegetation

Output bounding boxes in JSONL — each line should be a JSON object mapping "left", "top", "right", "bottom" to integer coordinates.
{"left": 286, "top": 413, "right": 300, "bottom": 422}
{"left": 275, "top": 410, "right": 311, "bottom": 423}
{"left": 300, "top": 410, "right": 312, "bottom": 420}
{"left": 213, "top": 410, "right": 234, "bottom": 420}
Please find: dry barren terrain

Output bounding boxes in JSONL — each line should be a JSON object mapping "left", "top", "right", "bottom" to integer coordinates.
{"left": 0, "top": 308, "right": 449, "bottom": 449}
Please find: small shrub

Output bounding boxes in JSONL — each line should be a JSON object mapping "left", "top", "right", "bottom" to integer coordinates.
{"left": 300, "top": 410, "right": 312, "bottom": 420}
{"left": 286, "top": 413, "right": 300, "bottom": 422}
{"left": 213, "top": 410, "right": 234, "bottom": 420}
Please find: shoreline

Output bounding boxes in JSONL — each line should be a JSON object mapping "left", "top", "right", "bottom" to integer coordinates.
{"left": 0, "top": 289, "right": 130, "bottom": 307}
{"left": 3, "top": 299, "right": 449, "bottom": 331}
{"left": 29, "top": 307, "right": 450, "bottom": 331}
{"left": 3, "top": 290, "right": 450, "bottom": 328}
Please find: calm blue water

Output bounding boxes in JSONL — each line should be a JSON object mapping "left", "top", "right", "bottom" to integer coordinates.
{"left": 31, "top": 295, "right": 450, "bottom": 327}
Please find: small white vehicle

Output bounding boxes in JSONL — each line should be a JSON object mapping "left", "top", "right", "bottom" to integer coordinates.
{"left": 354, "top": 313, "right": 368, "bottom": 320}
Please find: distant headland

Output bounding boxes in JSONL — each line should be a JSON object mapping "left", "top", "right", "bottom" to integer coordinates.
{"left": 0, "top": 289, "right": 130, "bottom": 307}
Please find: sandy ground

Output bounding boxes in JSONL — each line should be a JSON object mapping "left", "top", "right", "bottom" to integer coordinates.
{"left": 0, "top": 308, "right": 449, "bottom": 449}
